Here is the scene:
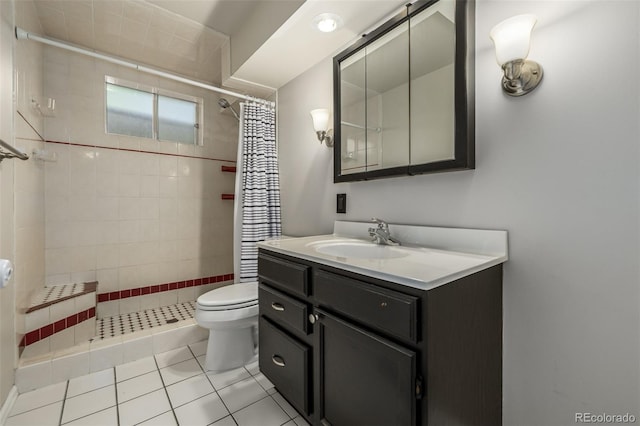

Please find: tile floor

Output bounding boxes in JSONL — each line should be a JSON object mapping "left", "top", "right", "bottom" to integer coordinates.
{"left": 7, "top": 340, "right": 307, "bottom": 426}
{"left": 96, "top": 302, "right": 197, "bottom": 339}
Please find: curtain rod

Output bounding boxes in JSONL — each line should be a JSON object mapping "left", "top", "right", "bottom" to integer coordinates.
{"left": 15, "top": 27, "right": 274, "bottom": 107}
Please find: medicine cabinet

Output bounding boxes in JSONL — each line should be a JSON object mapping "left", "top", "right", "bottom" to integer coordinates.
{"left": 333, "top": 0, "right": 474, "bottom": 182}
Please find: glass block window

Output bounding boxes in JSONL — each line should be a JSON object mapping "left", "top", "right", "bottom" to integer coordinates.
{"left": 105, "top": 76, "right": 202, "bottom": 145}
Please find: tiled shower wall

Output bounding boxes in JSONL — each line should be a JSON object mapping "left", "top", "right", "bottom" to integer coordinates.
{"left": 42, "top": 46, "right": 239, "bottom": 316}
{"left": 14, "top": 0, "right": 46, "bottom": 346}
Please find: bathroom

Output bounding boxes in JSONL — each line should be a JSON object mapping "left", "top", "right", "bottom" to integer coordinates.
{"left": 0, "top": 0, "right": 638, "bottom": 425}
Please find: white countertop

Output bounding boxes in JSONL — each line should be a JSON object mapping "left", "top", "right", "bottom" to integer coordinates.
{"left": 257, "top": 221, "right": 508, "bottom": 291}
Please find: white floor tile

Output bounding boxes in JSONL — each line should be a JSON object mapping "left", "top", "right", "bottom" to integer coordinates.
{"left": 211, "top": 415, "right": 238, "bottom": 426}
{"left": 174, "top": 393, "right": 229, "bottom": 426}
{"left": 218, "top": 376, "right": 268, "bottom": 413}
{"left": 61, "top": 385, "right": 116, "bottom": 424}
{"left": 293, "top": 415, "right": 311, "bottom": 426}
{"left": 196, "top": 354, "right": 206, "bottom": 369}
{"left": 116, "top": 370, "right": 164, "bottom": 403}
{"left": 115, "top": 356, "right": 157, "bottom": 382}
{"left": 244, "top": 360, "right": 260, "bottom": 375}
{"left": 67, "top": 369, "right": 114, "bottom": 398}
{"left": 233, "top": 396, "right": 290, "bottom": 426}
{"left": 283, "top": 421, "right": 296, "bottom": 426}
{"left": 137, "top": 411, "right": 177, "bottom": 426}
{"left": 10, "top": 382, "right": 66, "bottom": 416}
{"left": 254, "top": 371, "right": 275, "bottom": 392}
{"left": 188, "top": 340, "right": 207, "bottom": 357}
{"left": 272, "top": 392, "right": 299, "bottom": 418}
{"left": 62, "top": 406, "right": 118, "bottom": 425}
{"left": 159, "top": 358, "right": 202, "bottom": 385}
{"left": 118, "top": 389, "right": 171, "bottom": 426}
{"left": 166, "top": 374, "right": 215, "bottom": 408}
{"left": 155, "top": 346, "right": 194, "bottom": 368}
{"left": 5, "top": 401, "right": 63, "bottom": 426}
{"left": 206, "top": 366, "right": 251, "bottom": 390}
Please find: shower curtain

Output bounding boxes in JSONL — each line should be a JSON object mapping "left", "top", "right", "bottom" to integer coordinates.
{"left": 233, "top": 101, "right": 281, "bottom": 282}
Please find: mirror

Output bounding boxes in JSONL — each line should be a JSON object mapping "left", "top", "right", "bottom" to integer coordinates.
{"left": 333, "top": 0, "right": 474, "bottom": 182}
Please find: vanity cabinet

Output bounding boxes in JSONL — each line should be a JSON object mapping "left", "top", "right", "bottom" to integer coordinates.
{"left": 258, "top": 250, "right": 503, "bottom": 426}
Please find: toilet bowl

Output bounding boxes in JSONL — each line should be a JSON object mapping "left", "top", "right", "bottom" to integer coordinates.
{"left": 195, "top": 282, "right": 259, "bottom": 372}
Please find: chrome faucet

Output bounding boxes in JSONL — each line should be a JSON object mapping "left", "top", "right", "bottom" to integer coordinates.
{"left": 368, "top": 218, "right": 400, "bottom": 246}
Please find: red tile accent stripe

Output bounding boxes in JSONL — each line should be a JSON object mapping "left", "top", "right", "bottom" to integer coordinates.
{"left": 221, "top": 194, "right": 235, "bottom": 200}
{"left": 95, "top": 273, "right": 233, "bottom": 304}
{"left": 221, "top": 165, "right": 237, "bottom": 173}
{"left": 20, "top": 273, "right": 234, "bottom": 348}
{"left": 45, "top": 139, "right": 236, "bottom": 164}
{"left": 21, "top": 307, "right": 97, "bottom": 348}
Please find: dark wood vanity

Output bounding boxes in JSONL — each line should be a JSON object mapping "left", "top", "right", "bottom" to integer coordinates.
{"left": 258, "top": 249, "right": 503, "bottom": 426}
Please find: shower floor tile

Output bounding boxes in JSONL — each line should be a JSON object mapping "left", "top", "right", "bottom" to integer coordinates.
{"left": 96, "top": 302, "right": 196, "bottom": 339}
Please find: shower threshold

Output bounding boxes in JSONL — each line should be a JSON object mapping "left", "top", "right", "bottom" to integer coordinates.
{"left": 16, "top": 301, "right": 207, "bottom": 393}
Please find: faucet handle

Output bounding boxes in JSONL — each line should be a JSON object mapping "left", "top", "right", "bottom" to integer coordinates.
{"left": 371, "top": 217, "right": 388, "bottom": 230}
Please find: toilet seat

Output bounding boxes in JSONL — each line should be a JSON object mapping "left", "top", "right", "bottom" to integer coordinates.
{"left": 196, "top": 282, "right": 258, "bottom": 312}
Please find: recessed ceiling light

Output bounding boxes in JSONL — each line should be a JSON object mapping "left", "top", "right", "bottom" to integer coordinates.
{"left": 313, "top": 13, "right": 343, "bottom": 33}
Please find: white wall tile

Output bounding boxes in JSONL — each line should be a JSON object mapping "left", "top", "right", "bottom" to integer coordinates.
{"left": 89, "top": 341, "right": 123, "bottom": 373}
{"left": 40, "top": 48, "right": 235, "bottom": 325}
{"left": 75, "top": 293, "right": 96, "bottom": 312}
{"left": 139, "top": 294, "right": 160, "bottom": 311}
{"left": 15, "top": 360, "right": 53, "bottom": 393}
{"left": 51, "top": 351, "right": 90, "bottom": 384}
{"left": 25, "top": 307, "right": 50, "bottom": 332}
{"left": 158, "top": 290, "right": 177, "bottom": 307}
{"left": 122, "top": 333, "right": 153, "bottom": 363}
{"left": 50, "top": 327, "right": 75, "bottom": 353}
{"left": 50, "top": 299, "right": 75, "bottom": 323}
{"left": 75, "top": 318, "right": 96, "bottom": 344}
{"left": 97, "top": 300, "right": 120, "bottom": 319}
{"left": 119, "top": 297, "right": 141, "bottom": 315}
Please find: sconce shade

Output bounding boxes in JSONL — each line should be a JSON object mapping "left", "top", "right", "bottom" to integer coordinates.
{"left": 310, "top": 109, "right": 330, "bottom": 132}
{"left": 490, "top": 14, "right": 537, "bottom": 65}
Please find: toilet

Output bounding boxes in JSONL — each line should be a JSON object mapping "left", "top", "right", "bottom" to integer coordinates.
{"left": 195, "top": 282, "right": 259, "bottom": 372}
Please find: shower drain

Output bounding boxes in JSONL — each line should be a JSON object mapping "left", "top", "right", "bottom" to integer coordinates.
{"left": 166, "top": 318, "right": 179, "bottom": 324}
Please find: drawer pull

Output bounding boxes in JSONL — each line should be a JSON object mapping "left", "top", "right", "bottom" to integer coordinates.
{"left": 272, "top": 355, "right": 286, "bottom": 367}
{"left": 271, "top": 302, "right": 285, "bottom": 312}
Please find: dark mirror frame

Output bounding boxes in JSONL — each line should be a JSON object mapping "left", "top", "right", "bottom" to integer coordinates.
{"left": 333, "top": 0, "right": 475, "bottom": 183}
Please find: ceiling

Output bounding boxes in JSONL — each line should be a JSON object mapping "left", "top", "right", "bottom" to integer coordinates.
{"left": 28, "top": 0, "right": 416, "bottom": 94}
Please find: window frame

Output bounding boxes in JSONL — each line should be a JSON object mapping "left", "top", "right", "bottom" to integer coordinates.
{"left": 105, "top": 76, "right": 204, "bottom": 146}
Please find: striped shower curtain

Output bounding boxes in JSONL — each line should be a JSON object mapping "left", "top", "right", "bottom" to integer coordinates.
{"left": 233, "top": 101, "right": 281, "bottom": 282}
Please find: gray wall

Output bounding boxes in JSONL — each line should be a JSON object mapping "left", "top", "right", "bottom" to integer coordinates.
{"left": 277, "top": 1, "right": 640, "bottom": 424}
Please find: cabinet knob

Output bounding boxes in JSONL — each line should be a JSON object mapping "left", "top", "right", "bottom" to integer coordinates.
{"left": 271, "top": 302, "right": 285, "bottom": 312}
{"left": 308, "top": 313, "right": 319, "bottom": 324}
{"left": 272, "top": 355, "right": 286, "bottom": 367}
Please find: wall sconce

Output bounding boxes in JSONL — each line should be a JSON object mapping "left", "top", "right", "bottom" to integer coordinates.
{"left": 310, "top": 109, "right": 333, "bottom": 147}
{"left": 490, "top": 14, "right": 543, "bottom": 97}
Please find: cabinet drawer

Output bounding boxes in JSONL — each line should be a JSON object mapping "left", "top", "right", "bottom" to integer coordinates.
{"left": 259, "top": 317, "right": 310, "bottom": 415}
{"left": 258, "top": 253, "right": 310, "bottom": 297}
{"left": 259, "top": 284, "right": 309, "bottom": 334}
{"left": 314, "top": 270, "right": 419, "bottom": 343}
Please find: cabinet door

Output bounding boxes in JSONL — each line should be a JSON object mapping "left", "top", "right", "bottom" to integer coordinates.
{"left": 260, "top": 317, "right": 311, "bottom": 416}
{"left": 315, "top": 309, "right": 417, "bottom": 426}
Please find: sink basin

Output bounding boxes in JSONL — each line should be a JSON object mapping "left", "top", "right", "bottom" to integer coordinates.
{"left": 313, "top": 242, "right": 409, "bottom": 259}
